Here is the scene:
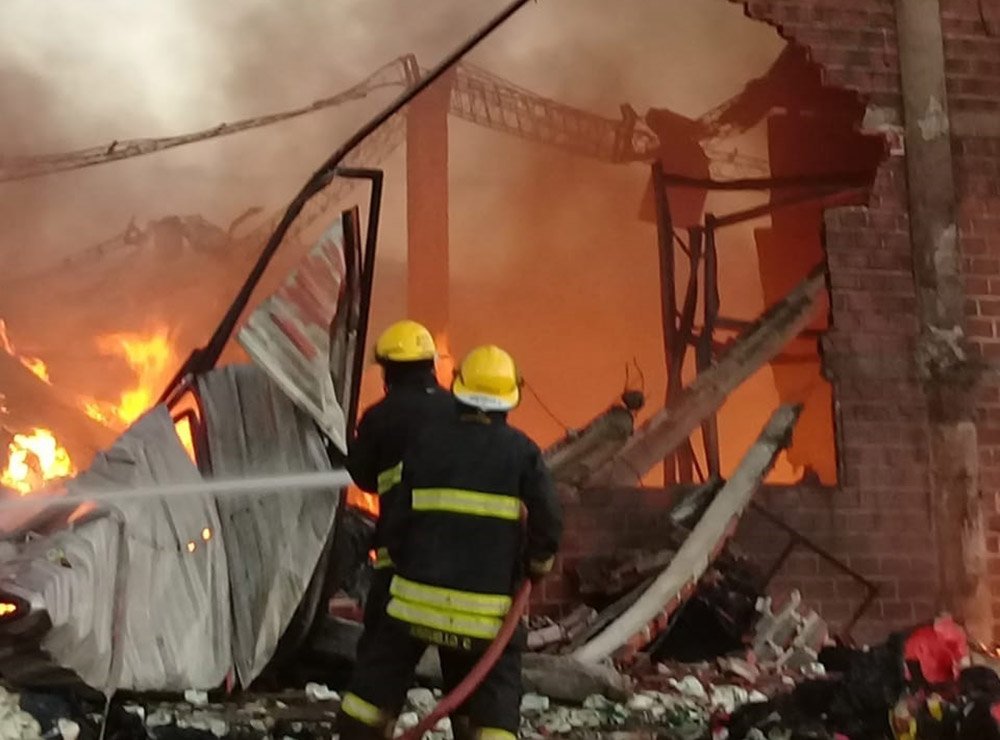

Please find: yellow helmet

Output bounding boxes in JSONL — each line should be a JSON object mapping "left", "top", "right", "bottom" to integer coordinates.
{"left": 452, "top": 345, "right": 522, "bottom": 411}
{"left": 374, "top": 320, "right": 436, "bottom": 363}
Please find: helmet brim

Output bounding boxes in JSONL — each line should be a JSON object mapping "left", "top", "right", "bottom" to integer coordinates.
{"left": 452, "top": 378, "right": 520, "bottom": 412}
{"left": 373, "top": 349, "right": 437, "bottom": 364}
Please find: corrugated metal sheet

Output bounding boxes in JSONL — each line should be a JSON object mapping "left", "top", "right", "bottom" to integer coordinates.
{"left": 0, "top": 407, "right": 232, "bottom": 691}
{"left": 238, "top": 219, "right": 350, "bottom": 454}
{"left": 197, "top": 364, "right": 340, "bottom": 687}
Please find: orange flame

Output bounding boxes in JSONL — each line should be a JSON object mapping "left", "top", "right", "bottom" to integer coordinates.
{"left": 434, "top": 332, "right": 455, "bottom": 390}
{"left": 1, "top": 428, "right": 75, "bottom": 495}
{"left": 0, "top": 318, "right": 51, "bottom": 385}
{"left": 82, "top": 327, "right": 195, "bottom": 459}
{"left": 19, "top": 357, "right": 51, "bottom": 384}
{"left": 0, "top": 320, "right": 12, "bottom": 356}
{"left": 97, "top": 329, "right": 174, "bottom": 426}
{"left": 347, "top": 486, "right": 380, "bottom": 517}
{"left": 84, "top": 327, "right": 175, "bottom": 427}
{"left": 173, "top": 413, "right": 196, "bottom": 462}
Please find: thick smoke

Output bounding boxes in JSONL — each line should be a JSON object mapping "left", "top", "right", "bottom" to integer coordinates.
{"left": 0, "top": 0, "right": 825, "bottom": 484}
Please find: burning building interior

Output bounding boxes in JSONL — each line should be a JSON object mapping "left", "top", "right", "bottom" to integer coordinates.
{"left": 1, "top": 0, "right": 1000, "bottom": 737}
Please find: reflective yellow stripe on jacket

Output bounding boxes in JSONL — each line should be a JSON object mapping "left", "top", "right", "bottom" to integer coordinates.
{"left": 341, "top": 693, "right": 389, "bottom": 729}
{"left": 373, "top": 547, "right": 393, "bottom": 570}
{"left": 411, "top": 488, "right": 521, "bottom": 520}
{"left": 477, "top": 730, "right": 516, "bottom": 740}
{"left": 386, "top": 597, "right": 502, "bottom": 641}
{"left": 377, "top": 462, "right": 403, "bottom": 494}
{"left": 390, "top": 575, "right": 511, "bottom": 617}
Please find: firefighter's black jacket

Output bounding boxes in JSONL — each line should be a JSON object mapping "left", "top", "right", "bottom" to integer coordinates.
{"left": 384, "top": 406, "right": 563, "bottom": 633}
{"left": 347, "top": 367, "right": 454, "bottom": 495}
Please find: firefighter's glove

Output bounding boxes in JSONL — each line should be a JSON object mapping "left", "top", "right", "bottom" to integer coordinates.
{"left": 528, "top": 556, "right": 555, "bottom": 583}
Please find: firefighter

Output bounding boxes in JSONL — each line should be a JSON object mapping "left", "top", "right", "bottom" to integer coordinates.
{"left": 347, "top": 319, "right": 454, "bottom": 631}
{"left": 339, "top": 345, "right": 563, "bottom": 740}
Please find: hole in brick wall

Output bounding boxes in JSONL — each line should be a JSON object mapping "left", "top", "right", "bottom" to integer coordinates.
{"left": 716, "top": 43, "right": 886, "bottom": 485}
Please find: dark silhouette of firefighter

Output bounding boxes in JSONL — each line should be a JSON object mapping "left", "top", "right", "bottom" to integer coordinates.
{"left": 340, "top": 345, "right": 562, "bottom": 740}
{"left": 347, "top": 320, "right": 454, "bottom": 637}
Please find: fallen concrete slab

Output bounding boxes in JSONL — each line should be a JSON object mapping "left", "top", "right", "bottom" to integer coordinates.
{"left": 573, "top": 404, "right": 802, "bottom": 664}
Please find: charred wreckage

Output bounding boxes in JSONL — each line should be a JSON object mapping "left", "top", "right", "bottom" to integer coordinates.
{"left": 0, "top": 207, "right": 996, "bottom": 740}
{"left": 1, "top": 4, "right": 999, "bottom": 740}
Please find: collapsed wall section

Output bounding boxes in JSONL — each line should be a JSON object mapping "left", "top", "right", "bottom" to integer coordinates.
{"left": 725, "top": 0, "right": 1000, "bottom": 642}
{"left": 725, "top": 0, "right": 933, "bottom": 644}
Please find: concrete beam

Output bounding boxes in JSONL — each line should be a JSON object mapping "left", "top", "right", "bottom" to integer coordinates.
{"left": 894, "top": 0, "right": 989, "bottom": 641}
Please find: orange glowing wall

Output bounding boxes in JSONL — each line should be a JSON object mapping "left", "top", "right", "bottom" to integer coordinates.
{"left": 754, "top": 113, "right": 884, "bottom": 485}
{"left": 406, "top": 69, "right": 454, "bottom": 346}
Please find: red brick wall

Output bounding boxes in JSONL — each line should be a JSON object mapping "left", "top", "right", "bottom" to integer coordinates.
{"left": 942, "top": 0, "right": 1000, "bottom": 639}
{"left": 531, "top": 487, "right": 680, "bottom": 615}
{"left": 734, "top": 0, "right": 1000, "bottom": 642}
{"left": 536, "top": 0, "right": 1000, "bottom": 645}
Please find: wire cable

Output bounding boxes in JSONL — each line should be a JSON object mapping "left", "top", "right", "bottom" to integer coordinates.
{"left": 522, "top": 379, "right": 572, "bottom": 434}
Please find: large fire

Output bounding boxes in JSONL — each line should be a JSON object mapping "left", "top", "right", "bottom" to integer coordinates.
{"left": 0, "top": 428, "right": 75, "bottom": 495}
{"left": 1, "top": 318, "right": 71, "bottom": 493}
{"left": 82, "top": 327, "right": 195, "bottom": 460}
{"left": 85, "top": 329, "right": 175, "bottom": 427}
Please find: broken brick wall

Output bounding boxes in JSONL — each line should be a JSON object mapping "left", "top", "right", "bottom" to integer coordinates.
{"left": 942, "top": 0, "right": 1000, "bottom": 643}
{"left": 732, "top": 0, "right": 1000, "bottom": 643}
{"left": 535, "top": 1, "right": 1000, "bottom": 645}
{"left": 532, "top": 487, "right": 679, "bottom": 616}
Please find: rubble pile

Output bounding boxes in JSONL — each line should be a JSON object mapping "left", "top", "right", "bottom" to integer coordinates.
{"left": 0, "top": 685, "right": 43, "bottom": 740}
{"left": 3, "top": 687, "right": 345, "bottom": 740}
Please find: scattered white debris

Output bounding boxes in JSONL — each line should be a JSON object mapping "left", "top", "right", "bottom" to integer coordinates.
{"left": 710, "top": 685, "right": 750, "bottom": 714}
{"left": 626, "top": 693, "right": 656, "bottom": 711}
{"left": 670, "top": 675, "right": 708, "bottom": 701}
{"left": 248, "top": 718, "right": 268, "bottom": 732}
{"left": 520, "top": 693, "right": 550, "bottom": 714}
{"left": 434, "top": 715, "right": 453, "bottom": 736}
{"left": 393, "top": 711, "right": 420, "bottom": 737}
{"left": 184, "top": 689, "right": 209, "bottom": 707}
{"left": 57, "top": 718, "right": 80, "bottom": 740}
{"left": 305, "top": 683, "right": 339, "bottom": 702}
{"left": 405, "top": 687, "right": 436, "bottom": 714}
{"left": 805, "top": 662, "right": 827, "bottom": 677}
{"left": 145, "top": 708, "right": 174, "bottom": 728}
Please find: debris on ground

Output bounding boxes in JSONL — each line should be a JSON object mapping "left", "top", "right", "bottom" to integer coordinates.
{"left": 0, "top": 685, "right": 42, "bottom": 740}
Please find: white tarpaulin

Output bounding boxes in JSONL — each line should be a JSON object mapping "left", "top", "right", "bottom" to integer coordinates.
{"left": 238, "top": 219, "right": 350, "bottom": 454}
{"left": 198, "top": 364, "right": 340, "bottom": 687}
{"left": 0, "top": 408, "right": 231, "bottom": 692}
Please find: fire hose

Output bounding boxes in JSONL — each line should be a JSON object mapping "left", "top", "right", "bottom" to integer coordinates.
{"left": 397, "top": 580, "right": 533, "bottom": 740}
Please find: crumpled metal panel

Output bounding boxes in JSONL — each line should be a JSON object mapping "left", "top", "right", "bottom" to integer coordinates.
{"left": 238, "top": 219, "right": 349, "bottom": 454}
{"left": 0, "top": 407, "right": 232, "bottom": 691}
{"left": 197, "top": 364, "right": 339, "bottom": 688}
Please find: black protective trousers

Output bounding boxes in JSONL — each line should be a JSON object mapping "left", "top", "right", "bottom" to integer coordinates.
{"left": 339, "top": 615, "right": 523, "bottom": 740}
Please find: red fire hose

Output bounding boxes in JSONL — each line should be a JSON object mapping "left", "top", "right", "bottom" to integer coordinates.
{"left": 398, "top": 580, "right": 533, "bottom": 740}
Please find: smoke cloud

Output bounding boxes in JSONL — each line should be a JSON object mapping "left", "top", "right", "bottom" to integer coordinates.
{"left": 1, "top": 0, "right": 829, "bottom": 484}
